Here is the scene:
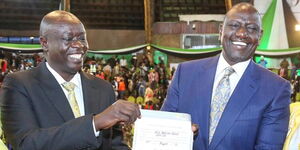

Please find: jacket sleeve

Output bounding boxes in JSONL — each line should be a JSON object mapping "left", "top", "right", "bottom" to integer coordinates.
{"left": 255, "top": 80, "right": 291, "bottom": 150}
{"left": 160, "top": 64, "right": 181, "bottom": 112}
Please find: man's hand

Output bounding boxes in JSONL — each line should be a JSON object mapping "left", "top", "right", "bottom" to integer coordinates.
{"left": 192, "top": 124, "right": 199, "bottom": 136}
{"left": 93, "top": 100, "right": 141, "bottom": 130}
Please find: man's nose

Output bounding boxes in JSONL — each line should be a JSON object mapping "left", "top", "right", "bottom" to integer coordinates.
{"left": 236, "top": 27, "right": 248, "bottom": 39}
{"left": 71, "top": 40, "right": 86, "bottom": 48}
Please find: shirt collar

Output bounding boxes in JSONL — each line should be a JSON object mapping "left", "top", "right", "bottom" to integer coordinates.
{"left": 46, "top": 62, "right": 81, "bottom": 87}
{"left": 217, "top": 52, "right": 251, "bottom": 77}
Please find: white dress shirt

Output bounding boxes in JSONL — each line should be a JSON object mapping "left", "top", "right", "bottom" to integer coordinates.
{"left": 212, "top": 53, "right": 251, "bottom": 99}
{"left": 46, "top": 62, "right": 99, "bottom": 136}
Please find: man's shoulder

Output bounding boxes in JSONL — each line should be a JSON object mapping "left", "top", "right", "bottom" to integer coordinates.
{"left": 2, "top": 67, "right": 40, "bottom": 90}
{"left": 180, "top": 55, "right": 217, "bottom": 69}
{"left": 253, "top": 62, "right": 290, "bottom": 86}
{"left": 6, "top": 67, "right": 38, "bottom": 80}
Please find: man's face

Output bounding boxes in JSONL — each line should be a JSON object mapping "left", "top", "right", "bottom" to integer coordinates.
{"left": 220, "top": 6, "right": 262, "bottom": 65}
{"left": 43, "top": 21, "right": 88, "bottom": 75}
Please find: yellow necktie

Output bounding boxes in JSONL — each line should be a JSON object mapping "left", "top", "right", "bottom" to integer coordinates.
{"left": 62, "top": 82, "right": 81, "bottom": 118}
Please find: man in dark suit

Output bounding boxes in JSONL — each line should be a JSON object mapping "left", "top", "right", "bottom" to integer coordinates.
{"left": 0, "top": 10, "right": 140, "bottom": 150}
{"left": 161, "top": 3, "right": 290, "bottom": 150}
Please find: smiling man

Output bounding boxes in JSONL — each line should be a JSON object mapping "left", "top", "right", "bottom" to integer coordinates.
{"left": 0, "top": 11, "right": 140, "bottom": 150}
{"left": 161, "top": 3, "right": 290, "bottom": 150}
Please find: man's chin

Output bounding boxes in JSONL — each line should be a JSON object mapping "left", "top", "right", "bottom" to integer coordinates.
{"left": 232, "top": 56, "right": 250, "bottom": 63}
{"left": 67, "top": 66, "right": 81, "bottom": 74}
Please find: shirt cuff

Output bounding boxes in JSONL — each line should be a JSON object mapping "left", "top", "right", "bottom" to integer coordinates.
{"left": 92, "top": 117, "right": 100, "bottom": 137}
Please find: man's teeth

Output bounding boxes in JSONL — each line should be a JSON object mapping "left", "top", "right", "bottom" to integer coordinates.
{"left": 70, "top": 54, "right": 82, "bottom": 59}
{"left": 232, "top": 41, "right": 247, "bottom": 46}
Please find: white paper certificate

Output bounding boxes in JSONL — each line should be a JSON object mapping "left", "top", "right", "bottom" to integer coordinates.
{"left": 132, "top": 110, "right": 193, "bottom": 150}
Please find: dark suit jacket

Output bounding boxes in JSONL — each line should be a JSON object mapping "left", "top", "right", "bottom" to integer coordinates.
{"left": 0, "top": 62, "right": 128, "bottom": 150}
{"left": 161, "top": 55, "right": 290, "bottom": 150}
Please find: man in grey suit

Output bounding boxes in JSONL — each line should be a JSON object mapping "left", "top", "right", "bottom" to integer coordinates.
{"left": 0, "top": 10, "right": 140, "bottom": 150}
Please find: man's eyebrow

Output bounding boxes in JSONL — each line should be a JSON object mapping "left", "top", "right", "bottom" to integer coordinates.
{"left": 62, "top": 32, "right": 86, "bottom": 35}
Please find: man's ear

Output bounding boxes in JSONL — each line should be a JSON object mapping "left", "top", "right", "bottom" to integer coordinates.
{"left": 218, "top": 24, "right": 223, "bottom": 41}
{"left": 258, "top": 29, "right": 264, "bottom": 45}
{"left": 39, "top": 36, "right": 48, "bottom": 52}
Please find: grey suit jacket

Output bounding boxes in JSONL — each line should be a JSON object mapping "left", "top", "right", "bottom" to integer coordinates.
{"left": 0, "top": 62, "right": 128, "bottom": 150}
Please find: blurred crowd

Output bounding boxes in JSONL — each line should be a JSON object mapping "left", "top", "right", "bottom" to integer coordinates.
{"left": 0, "top": 53, "right": 42, "bottom": 87}
{"left": 82, "top": 53, "right": 173, "bottom": 110}
{"left": 0, "top": 52, "right": 174, "bottom": 110}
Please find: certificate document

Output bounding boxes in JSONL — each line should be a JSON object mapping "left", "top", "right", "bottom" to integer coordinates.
{"left": 132, "top": 110, "right": 193, "bottom": 150}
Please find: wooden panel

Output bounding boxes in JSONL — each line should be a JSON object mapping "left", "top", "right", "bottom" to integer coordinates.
{"left": 0, "top": 0, "right": 230, "bottom": 30}
{"left": 232, "top": 0, "right": 253, "bottom": 5}
{"left": 153, "top": 21, "right": 221, "bottom": 34}
{"left": 154, "top": 0, "right": 226, "bottom": 22}
{"left": 71, "top": 0, "right": 144, "bottom": 30}
{"left": 0, "top": 0, "right": 60, "bottom": 30}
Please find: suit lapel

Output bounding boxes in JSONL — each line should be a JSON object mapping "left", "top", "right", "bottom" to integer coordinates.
{"left": 35, "top": 62, "right": 75, "bottom": 121}
{"left": 195, "top": 55, "right": 219, "bottom": 149}
{"left": 209, "top": 61, "right": 259, "bottom": 150}
{"left": 81, "top": 72, "right": 100, "bottom": 115}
